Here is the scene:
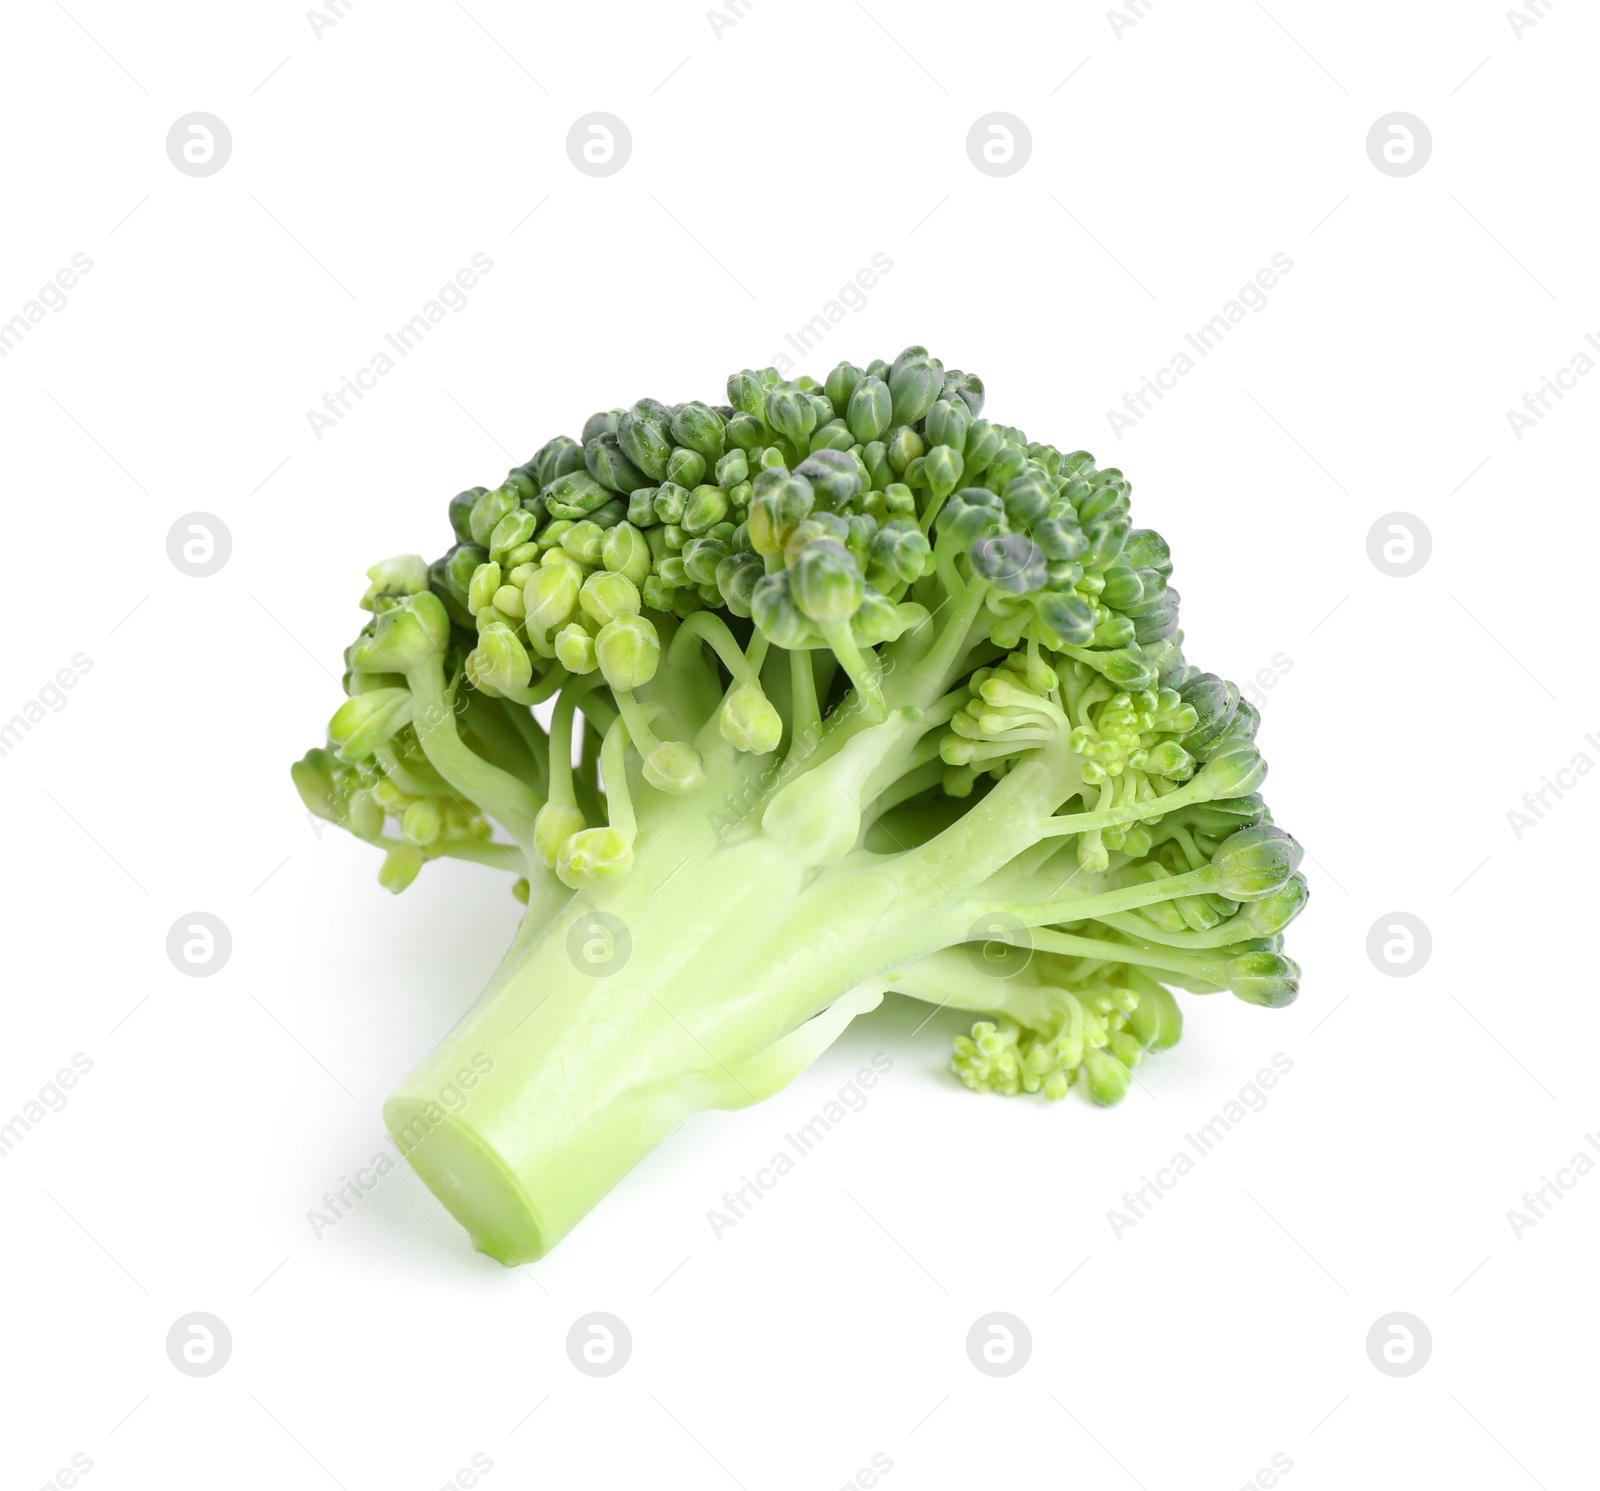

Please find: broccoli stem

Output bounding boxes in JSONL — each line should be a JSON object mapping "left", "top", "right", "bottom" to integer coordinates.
{"left": 383, "top": 830, "right": 913, "bottom": 1261}
{"left": 404, "top": 658, "right": 545, "bottom": 855}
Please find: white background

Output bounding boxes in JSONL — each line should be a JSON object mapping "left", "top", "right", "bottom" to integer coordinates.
{"left": 2, "top": 1, "right": 1595, "bottom": 1488}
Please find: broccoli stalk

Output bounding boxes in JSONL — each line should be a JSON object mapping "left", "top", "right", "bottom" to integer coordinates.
{"left": 294, "top": 348, "right": 1307, "bottom": 1263}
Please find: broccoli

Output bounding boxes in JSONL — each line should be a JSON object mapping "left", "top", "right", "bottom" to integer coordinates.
{"left": 292, "top": 346, "right": 1306, "bottom": 1264}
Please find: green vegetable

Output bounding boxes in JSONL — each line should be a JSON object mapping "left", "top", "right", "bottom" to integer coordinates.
{"left": 292, "top": 347, "right": 1306, "bottom": 1264}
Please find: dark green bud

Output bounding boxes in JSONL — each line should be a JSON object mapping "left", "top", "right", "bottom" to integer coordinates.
{"left": 727, "top": 369, "right": 767, "bottom": 417}
{"left": 352, "top": 591, "right": 450, "bottom": 674}
{"left": 467, "top": 486, "right": 518, "bottom": 548}
{"left": 971, "top": 532, "right": 1047, "bottom": 594}
{"left": 941, "top": 369, "right": 985, "bottom": 416}
{"left": 531, "top": 436, "right": 585, "bottom": 489}
{"left": 985, "top": 445, "right": 1028, "bottom": 491}
{"left": 671, "top": 401, "right": 726, "bottom": 463}
{"left": 1002, "top": 473, "right": 1052, "bottom": 529}
{"left": 1093, "top": 615, "right": 1137, "bottom": 649}
{"left": 1095, "top": 647, "right": 1158, "bottom": 692}
{"left": 1125, "top": 528, "right": 1172, "bottom": 577}
{"left": 1084, "top": 513, "right": 1130, "bottom": 568}
{"left": 1144, "top": 634, "right": 1188, "bottom": 690}
{"left": 581, "top": 409, "right": 624, "bottom": 445}
{"left": 961, "top": 420, "right": 1001, "bottom": 481}
{"left": 449, "top": 487, "right": 487, "bottom": 544}
{"left": 682, "top": 535, "right": 728, "bottom": 586}
{"left": 1234, "top": 874, "right": 1309, "bottom": 938}
{"left": 790, "top": 539, "right": 864, "bottom": 624}
{"left": 867, "top": 519, "right": 932, "bottom": 588}
{"left": 543, "top": 470, "right": 612, "bottom": 521}
{"left": 847, "top": 375, "right": 893, "bottom": 444}
{"left": 715, "top": 449, "right": 749, "bottom": 488}
{"left": 726, "top": 411, "right": 767, "bottom": 451}
{"left": 885, "top": 426, "right": 924, "bottom": 474}
{"left": 1100, "top": 565, "right": 1145, "bottom": 610}
{"left": 750, "top": 570, "right": 813, "bottom": 647}
{"left": 924, "top": 397, "right": 971, "bottom": 452}
{"left": 1126, "top": 986, "right": 1182, "bottom": 1050}
{"left": 627, "top": 486, "right": 660, "bottom": 528}
{"left": 1033, "top": 592, "right": 1096, "bottom": 647}
{"left": 765, "top": 385, "right": 818, "bottom": 450}
{"left": 937, "top": 488, "right": 1003, "bottom": 548}
{"left": 1131, "top": 588, "right": 1181, "bottom": 644}
{"left": 1194, "top": 741, "right": 1267, "bottom": 799}
{"left": 716, "top": 551, "right": 764, "bottom": 618}
{"left": 824, "top": 361, "right": 864, "bottom": 415}
{"left": 851, "top": 587, "right": 902, "bottom": 646}
{"left": 651, "top": 482, "right": 690, "bottom": 526}
{"left": 1032, "top": 516, "right": 1087, "bottom": 562}
{"left": 1228, "top": 950, "right": 1300, "bottom": 1008}
{"left": 1208, "top": 825, "right": 1301, "bottom": 901}
{"left": 666, "top": 447, "right": 706, "bottom": 488}
{"left": 614, "top": 406, "right": 671, "bottom": 482}
{"left": 586, "top": 431, "right": 651, "bottom": 494}
{"left": 888, "top": 345, "right": 944, "bottom": 425}
{"left": 747, "top": 468, "right": 814, "bottom": 555}
{"left": 795, "top": 448, "right": 864, "bottom": 512}
{"left": 683, "top": 484, "right": 729, "bottom": 534}
{"left": 923, "top": 444, "right": 964, "bottom": 499}
{"left": 808, "top": 420, "right": 855, "bottom": 455}
{"left": 861, "top": 441, "right": 893, "bottom": 491}
{"left": 1179, "top": 673, "right": 1240, "bottom": 755}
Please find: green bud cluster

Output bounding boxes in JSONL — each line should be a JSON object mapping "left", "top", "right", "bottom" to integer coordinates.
{"left": 952, "top": 977, "right": 1182, "bottom": 1104}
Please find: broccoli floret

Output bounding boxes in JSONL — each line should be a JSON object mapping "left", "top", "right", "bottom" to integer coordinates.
{"left": 291, "top": 346, "right": 1307, "bottom": 1264}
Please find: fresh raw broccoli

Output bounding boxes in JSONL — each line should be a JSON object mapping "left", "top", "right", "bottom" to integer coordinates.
{"left": 292, "top": 347, "right": 1306, "bottom": 1263}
